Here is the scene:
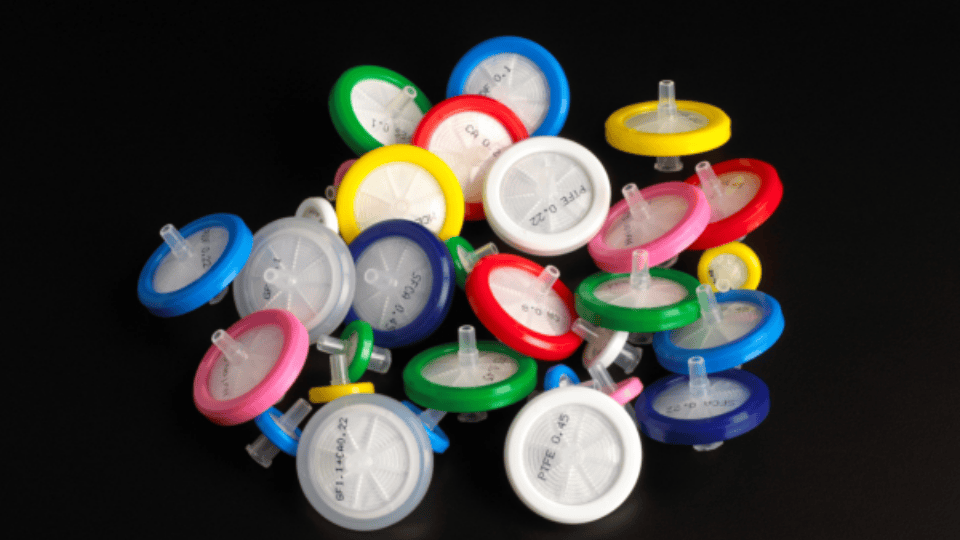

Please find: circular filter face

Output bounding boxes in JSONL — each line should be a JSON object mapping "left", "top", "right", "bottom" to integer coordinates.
{"left": 353, "top": 162, "right": 448, "bottom": 236}
{"left": 623, "top": 109, "right": 709, "bottom": 134}
{"left": 602, "top": 195, "right": 688, "bottom": 249}
{"left": 235, "top": 218, "right": 355, "bottom": 341}
{"left": 489, "top": 266, "right": 571, "bottom": 336}
{"left": 592, "top": 275, "right": 690, "bottom": 310}
{"left": 464, "top": 53, "right": 549, "bottom": 135}
{"left": 353, "top": 237, "right": 434, "bottom": 333}
{"left": 652, "top": 377, "right": 751, "bottom": 420}
{"left": 708, "top": 172, "right": 761, "bottom": 222}
{"left": 350, "top": 79, "right": 422, "bottom": 146}
{"left": 425, "top": 111, "right": 514, "bottom": 205}
{"left": 504, "top": 387, "right": 641, "bottom": 524}
{"left": 152, "top": 226, "right": 229, "bottom": 293}
{"left": 207, "top": 325, "right": 284, "bottom": 401}
{"left": 498, "top": 151, "right": 595, "bottom": 235}
{"left": 297, "top": 395, "right": 432, "bottom": 531}
{"left": 420, "top": 349, "right": 519, "bottom": 388}
{"left": 670, "top": 301, "right": 763, "bottom": 349}
{"left": 708, "top": 253, "right": 750, "bottom": 290}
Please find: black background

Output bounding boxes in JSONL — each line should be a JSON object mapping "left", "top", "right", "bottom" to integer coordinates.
{"left": 11, "top": 3, "right": 960, "bottom": 539}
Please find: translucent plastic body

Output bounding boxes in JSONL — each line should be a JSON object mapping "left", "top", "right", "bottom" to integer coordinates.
{"left": 296, "top": 394, "right": 433, "bottom": 531}
{"left": 572, "top": 319, "right": 642, "bottom": 374}
{"left": 193, "top": 309, "right": 310, "bottom": 426}
{"left": 234, "top": 217, "right": 356, "bottom": 343}
{"left": 696, "top": 161, "right": 760, "bottom": 223}
{"left": 489, "top": 265, "right": 570, "bottom": 336}
{"left": 504, "top": 386, "right": 641, "bottom": 524}
{"left": 464, "top": 53, "right": 549, "bottom": 135}
{"left": 353, "top": 237, "right": 433, "bottom": 332}
{"left": 152, "top": 226, "right": 229, "bottom": 293}
{"left": 350, "top": 80, "right": 422, "bottom": 146}
{"left": 246, "top": 398, "right": 312, "bottom": 468}
{"left": 353, "top": 162, "right": 448, "bottom": 235}
{"left": 588, "top": 182, "right": 710, "bottom": 272}
{"left": 315, "top": 321, "right": 392, "bottom": 381}
{"left": 422, "top": 110, "right": 514, "bottom": 206}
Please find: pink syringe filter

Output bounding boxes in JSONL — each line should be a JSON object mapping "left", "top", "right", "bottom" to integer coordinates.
{"left": 193, "top": 309, "right": 310, "bottom": 426}
{"left": 588, "top": 181, "right": 709, "bottom": 271}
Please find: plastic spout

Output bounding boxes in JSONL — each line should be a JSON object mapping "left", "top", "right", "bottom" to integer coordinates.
{"left": 630, "top": 249, "right": 652, "bottom": 295}
{"left": 419, "top": 408, "right": 447, "bottom": 431}
{"left": 212, "top": 330, "right": 248, "bottom": 365}
{"left": 458, "top": 325, "right": 479, "bottom": 373}
{"left": 316, "top": 335, "right": 346, "bottom": 355}
{"left": 386, "top": 86, "right": 417, "bottom": 117}
{"left": 614, "top": 345, "right": 642, "bottom": 374}
{"left": 459, "top": 242, "right": 499, "bottom": 274}
{"left": 364, "top": 268, "right": 398, "bottom": 290}
{"left": 246, "top": 398, "right": 313, "bottom": 468}
{"left": 653, "top": 80, "right": 683, "bottom": 172}
{"left": 696, "top": 161, "right": 725, "bottom": 201}
{"left": 688, "top": 356, "right": 710, "bottom": 398}
{"left": 329, "top": 353, "right": 350, "bottom": 386}
{"left": 622, "top": 184, "right": 652, "bottom": 222}
{"left": 160, "top": 224, "right": 195, "bottom": 261}
{"left": 532, "top": 265, "right": 561, "bottom": 300}
{"left": 696, "top": 284, "right": 723, "bottom": 326}
{"left": 264, "top": 267, "right": 296, "bottom": 289}
{"left": 587, "top": 363, "right": 618, "bottom": 396}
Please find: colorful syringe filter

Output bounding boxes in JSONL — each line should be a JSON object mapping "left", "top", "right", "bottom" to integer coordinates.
{"left": 138, "top": 213, "right": 253, "bottom": 317}
{"left": 233, "top": 210, "right": 356, "bottom": 343}
{"left": 634, "top": 356, "right": 770, "bottom": 451}
{"left": 684, "top": 158, "right": 783, "bottom": 250}
{"left": 329, "top": 65, "right": 431, "bottom": 155}
{"left": 447, "top": 35, "right": 570, "bottom": 137}
{"left": 193, "top": 309, "right": 310, "bottom": 426}
{"left": 343, "top": 219, "right": 455, "bottom": 348}
{"left": 412, "top": 94, "right": 528, "bottom": 221}
{"left": 576, "top": 249, "right": 702, "bottom": 334}
{"left": 482, "top": 136, "right": 611, "bottom": 257}
{"left": 588, "top": 181, "right": 710, "bottom": 271}
{"left": 605, "top": 79, "right": 731, "bottom": 172}
{"left": 697, "top": 241, "right": 761, "bottom": 292}
{"left": 652, "top": 285, "right": 784, "bottom": 374}
{"left": 402, "top": 325, "right": 538, "bottom": 424}
{"left": 296, "top": 393, "right": 434, "bottom": 531}
{"left": 334, "top": 144, "right": 465, "bottom": 245}
{"left": 466, "top": 254, "right": 582, "bottom": 361}
{"left": 246, "top": 398, "right": 313, "bottom": 468}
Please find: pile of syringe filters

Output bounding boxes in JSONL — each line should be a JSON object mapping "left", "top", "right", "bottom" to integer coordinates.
{"left": 137, "top": 35, "right": 784, "bottom": 530}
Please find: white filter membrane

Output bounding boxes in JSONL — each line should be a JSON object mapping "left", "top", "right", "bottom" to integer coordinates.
{"left": 350, "top": 79, "right": 423, "bottom": 145}
{"left": 353, "top": 238, "right": 433, "bottom": 332}
{"left": 652, "top": 378, "right": 750, "bottom": 419}
{"left": 207, "top": 325, "right": 284, "bottom": 401}
{"left": 464, "top": 53, "right": 549, "bottom": 134}
{"left": 602, "top": 194, "right": 687, "bottom": 248}
{"left": 427, "top": 111, "right": 513, "bottom": 204}
{"left": 522, "top": 403, "right": 623, "bottom": 505}
{"left": 708, "top": 254, "right": 749, "bottom": 290}
{"left": 624, "top": 109, "right": 709, "bottom": 134}
{"left": 708, "top": 172, "right": 760, "bottom": 222}
{"left": 498, "top": 151, "right": 593, "bottom": 234}
{"left": 239, "top": 229, "right": 341, "bottom": 331}
{"left": 420, "top": 350, "right": 519, "bottom": 388}
{"left": 489, "top": 267, "right": 571, "bottom": 336}
{"left": 670, "top": 301, "right": 762, "bottom": 349}
{"left": 593, "top": 276, "right": 689, "bottom": 309}
{"left": 153, "top": 226, "right": 229, "bottom": 293}
{"left": 353, "top": 162, "right": 447, "bottom": 235}
{"left": 305, "top": 404, "right": 420, "bottom": 520}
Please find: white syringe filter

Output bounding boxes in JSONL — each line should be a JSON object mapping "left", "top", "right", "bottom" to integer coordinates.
{"left": 574, "top": 318, "right": 642, "bottom": 374}
{"left": 296, "top": 197, "right": 339, "bottom": 234}
{"left": 504, "top": 386, "right": 642, "bottom": 524}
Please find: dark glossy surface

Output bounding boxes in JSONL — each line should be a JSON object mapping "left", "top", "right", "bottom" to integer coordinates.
{"left": 16, "top": 4, "right": 959, "bottom": 539}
